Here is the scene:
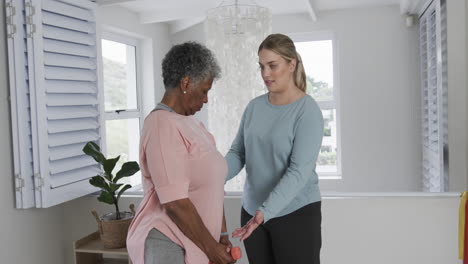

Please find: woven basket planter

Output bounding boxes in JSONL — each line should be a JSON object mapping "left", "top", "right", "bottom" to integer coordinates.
{"left": 92, "top": 204, "right": 135, "bottom": 249}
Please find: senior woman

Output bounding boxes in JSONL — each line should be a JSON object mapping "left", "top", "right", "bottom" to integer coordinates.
{"left": 127, "top": 42, "right": 235, "bottom": 264}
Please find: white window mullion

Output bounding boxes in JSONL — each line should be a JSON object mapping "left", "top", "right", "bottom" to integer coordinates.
{"left": 435, "top": 0, "right": 448, "bottom": 189}
{"left": 104, "top": 110, "right": 141, "bottom": 120}
{"left": 439, "top": 0, "right": 448, "bottom": 186}
{"left": 434, "top": 0, "right": 444, "bottom": 190}
{"left": 100, "top": 33, "right": 143, "bottom": 189}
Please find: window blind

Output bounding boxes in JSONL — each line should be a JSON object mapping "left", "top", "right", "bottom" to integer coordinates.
{"left": 6, "top": 0, "right": 103, "bottom": 208}
{"left": 419, "top": 0, "right": 448, "bottom": 192}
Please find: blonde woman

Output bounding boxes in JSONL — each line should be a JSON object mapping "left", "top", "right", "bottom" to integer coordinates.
{"left": 226, "top": 33, "right": 324, "bottom": 264}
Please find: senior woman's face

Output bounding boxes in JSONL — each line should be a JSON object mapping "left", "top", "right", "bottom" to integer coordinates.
{"left": 184, "top": 77, "right": 213, "bottom": 115}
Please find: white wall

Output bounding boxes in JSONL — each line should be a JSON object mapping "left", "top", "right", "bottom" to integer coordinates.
{"left": 320, "top": 195, "right": 459, "bottom": 264}
{"left": 0, "top": 2, "right": 66, "bottom": 264}
{"left": 171, "top": 22, "right": 205, "bottom": 44}
{"left": 64, "top": 195, "right": 460, "bottom": 264}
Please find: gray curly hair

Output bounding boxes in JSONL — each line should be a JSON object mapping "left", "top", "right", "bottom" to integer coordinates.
{"left": 162, "top": 41, "right": 221, "bottom": 90}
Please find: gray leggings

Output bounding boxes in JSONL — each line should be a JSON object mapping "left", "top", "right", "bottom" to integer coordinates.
{"left": 144, "top": 228, "right": 185, "bottom": 264}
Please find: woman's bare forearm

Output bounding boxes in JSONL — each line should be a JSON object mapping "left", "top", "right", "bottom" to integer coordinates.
{"left": 164, "top": 198, "right": 217, "bottom": 254}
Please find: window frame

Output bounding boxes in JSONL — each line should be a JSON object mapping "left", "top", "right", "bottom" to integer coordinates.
{"left": 100, "top": 31, "right": 144, "bottom": 188}
{"left": 288, "top": 31, "right": 342, "bottom": 179}
{"left": 226, "top": 31, "right": 343, "bottom": 195}
{"left": 101, "top": 31, "right": 143, "bottom": 124}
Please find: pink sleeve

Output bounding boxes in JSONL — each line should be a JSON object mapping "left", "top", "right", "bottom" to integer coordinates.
{"left": 145, "top": 117, "right": 190, "bottom": 204}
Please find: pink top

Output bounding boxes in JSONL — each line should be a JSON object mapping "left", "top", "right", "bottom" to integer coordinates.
{"left": 127, "top": 110, "right": 227, "bottom": 264}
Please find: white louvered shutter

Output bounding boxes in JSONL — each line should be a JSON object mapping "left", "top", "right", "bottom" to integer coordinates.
{"left": 6, "top": 0, "right": 36, "bottom": 208}
{"left": 27, "top": 0, "right": 103, "bottom": 207}
{"left": 419, "top": 0, "right": 448, "bottom": 192}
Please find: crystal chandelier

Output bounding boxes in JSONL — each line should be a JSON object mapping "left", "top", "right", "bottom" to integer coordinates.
{"left": 205, "top": 0, "right": 271, "bottom": 191}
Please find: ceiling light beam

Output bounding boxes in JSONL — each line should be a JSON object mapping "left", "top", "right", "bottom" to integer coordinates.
{"left": 304, "top": 0, "right": 317, "bottom": 21}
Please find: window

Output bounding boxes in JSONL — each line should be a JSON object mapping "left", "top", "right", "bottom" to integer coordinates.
{"left": 291, "top": 32, "right": 341, "bottom": 177}
{"left": 101, "top": 33, "right": 143, "bottom": 188}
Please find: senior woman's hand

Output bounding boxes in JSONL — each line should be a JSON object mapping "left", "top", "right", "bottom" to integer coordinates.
{"left": 207, "top": 242, "right": 236, "bottom": 264}
{"left": 232, "top": 210, "right": 264, "bottom": 241}
{"left": 164, "top": 198, "right": 236, "bottom": 264}
{"left": 219, "top": 234, "right": 233, "bottom": 249}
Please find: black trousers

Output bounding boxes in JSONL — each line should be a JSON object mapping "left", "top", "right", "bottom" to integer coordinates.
{"left": 241, "top": 202, "right": 322, "bottom": 264}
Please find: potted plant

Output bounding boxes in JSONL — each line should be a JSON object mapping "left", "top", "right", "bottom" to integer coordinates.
{"left": 83, "top": 141, "right": 140, "bottom": 249}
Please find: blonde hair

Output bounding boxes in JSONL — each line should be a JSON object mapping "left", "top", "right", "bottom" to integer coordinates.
{"left": 258, "top": 33, "right": 307, "bottom": 92}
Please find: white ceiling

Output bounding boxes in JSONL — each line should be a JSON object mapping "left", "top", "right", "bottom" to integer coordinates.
{"left": 96, "top": 0, "right": 428, "bottom": 33}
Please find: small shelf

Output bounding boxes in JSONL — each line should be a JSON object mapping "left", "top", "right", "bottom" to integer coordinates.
{"left": 74, "top": 232, "right": 132, "bottom": 264}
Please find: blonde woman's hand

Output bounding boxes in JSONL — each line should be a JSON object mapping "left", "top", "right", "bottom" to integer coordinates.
{"left": 232, "top": 210, "right": 264, "bottom": 241}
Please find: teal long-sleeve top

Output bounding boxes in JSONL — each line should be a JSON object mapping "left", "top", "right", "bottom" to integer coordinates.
{"left": 225, "top": 93, "right": 324, "bottom": 223}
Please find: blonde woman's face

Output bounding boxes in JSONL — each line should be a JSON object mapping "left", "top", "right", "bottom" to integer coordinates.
{"left": 258, "top": 49, "right": 295, "bottom": 93}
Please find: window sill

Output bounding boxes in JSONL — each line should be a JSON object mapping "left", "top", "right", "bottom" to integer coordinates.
{"left": 319, "top": 174, "right": 342, "bottom": 180}
{"left": 223, "top": 192, "right": 462, "bottom": 199}
{"left": 110, "top": 182, "right": 461, "bottom": 200}
{"left": 321, "top": 192, "right": 461, "bottom": 198}
{"left": 113, "top": 191, "right": 462, "bottom": 200}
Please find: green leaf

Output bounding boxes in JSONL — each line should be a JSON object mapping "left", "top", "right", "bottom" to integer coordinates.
{"left": 82, "top": 142, "right": 105, "bottom": 165}
{"left": 103, "top": 172, "right": 112, "bottom": 182}
{"left": 109, "top": 183, "right": 123, "bottom": 193}
{"left": 103, "top": 156, "right": 120, "bottom": 180}
{"left": 117, "top": 184, "right": 132, "bottom": 201}
{"left": 114, "top": 161, "right": 140, "bottom": 183}
{"left": 97, "top": 191, "right": 114, "bottom": 205}
{"left": 89, "top": 176, "right": 110, "bottom": 192}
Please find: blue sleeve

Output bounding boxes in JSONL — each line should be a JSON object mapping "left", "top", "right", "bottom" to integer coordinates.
{"left": 224, "top": 108, "right": 247, "bottom": 182}
{"left": 258, "top": 104, "right": 324, "bottom": 223}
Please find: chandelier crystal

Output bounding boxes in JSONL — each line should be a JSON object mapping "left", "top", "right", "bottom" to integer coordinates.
{"left": 205, "top": 0, "right": 272, "bottom": 191}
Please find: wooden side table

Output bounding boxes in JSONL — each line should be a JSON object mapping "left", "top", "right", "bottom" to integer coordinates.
{"left": 74, "top": 232, "right": 132, "bottom": 264}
